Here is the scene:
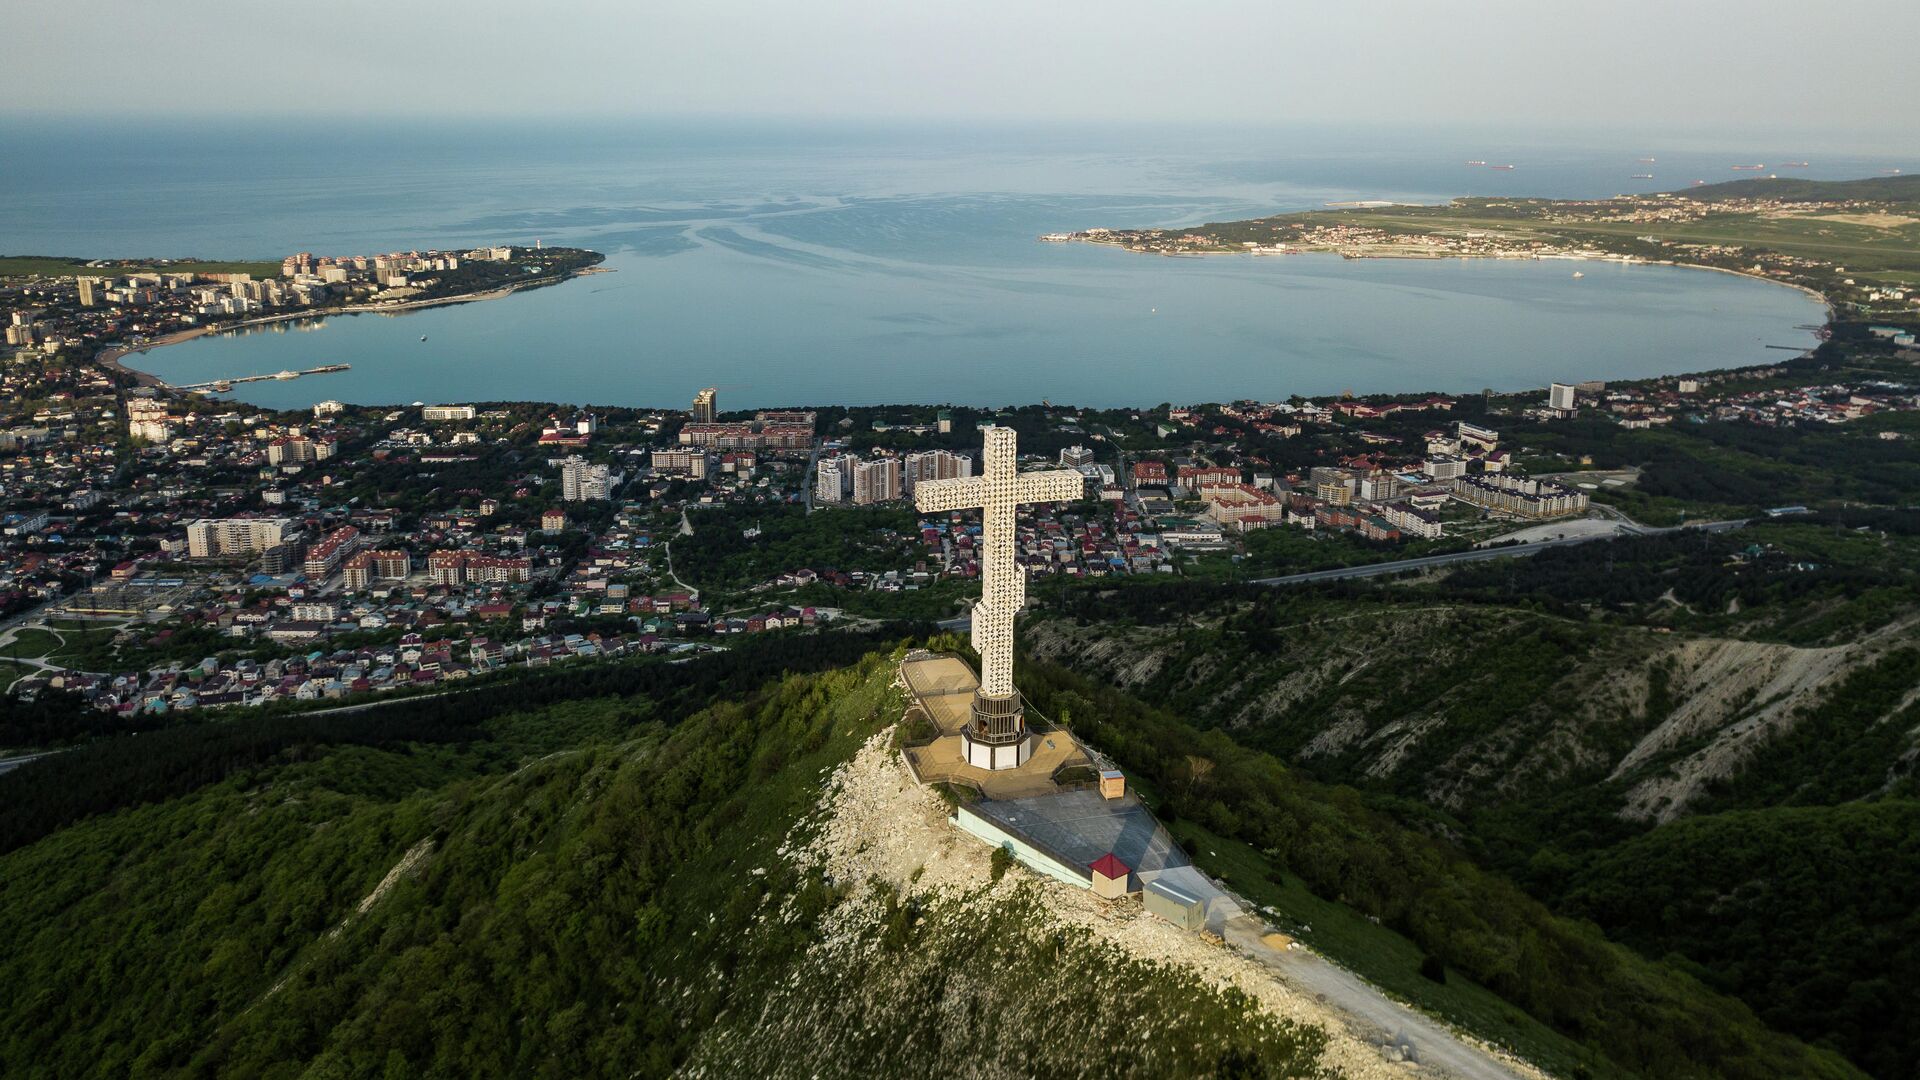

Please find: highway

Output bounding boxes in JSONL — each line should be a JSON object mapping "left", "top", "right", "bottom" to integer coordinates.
{"left": 0, "top": 750, "right": 63, "bottom": 776}
{"left": 933, "top": 519, "right": 1748, "bottom": 627}
{"left": 1249, "top": 517, "right": 1747, "bottom": 587}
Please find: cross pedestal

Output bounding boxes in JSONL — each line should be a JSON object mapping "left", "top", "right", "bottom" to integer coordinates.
{"left": 915, "top": 427, "right": 1084, "bottom": 771}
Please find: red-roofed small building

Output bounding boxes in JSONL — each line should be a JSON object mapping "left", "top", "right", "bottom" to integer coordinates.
{"left": 1090, "top": 853, "right": 1131, "bottom": 900}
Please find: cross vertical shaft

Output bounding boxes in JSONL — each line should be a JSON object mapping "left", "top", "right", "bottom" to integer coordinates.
{"left": 915, "top": 427, "right": 1083, "bottom": 762}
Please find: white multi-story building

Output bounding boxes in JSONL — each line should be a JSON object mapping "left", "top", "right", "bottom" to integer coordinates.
{"left": 1059, "top": 445, "right": 1096, "bottom": 467}
{"left": 422, "top": 405, "right": 476, "bottom": 422}
{"left": 559, "top": 456, "right": 613, "bottom": 501}
{"left": 186, "top": 517, "right": 291, "bottom": 559}
{"left": 816, "top": 455, "right": 851, "bottom": 504}
{"left": 266, "top": 435, "right": 335, "bottom": 466}
{"left": 1548, "top": 382, "right": 1578, "bottom": 412}
{"left": 650, "top": 448, "right": 710, "bottom": 479}
{"left": 1381, "top": 501, "right": 1444, "bottom": 539}
{"left": 129, "top": 417, "right": 175, "bottom": 442}
{"left": 1456, "top": 421, "right": 1500, "bottom": 451}
{"left": 1451, "top": 475, "right": 1589, "bottom": 519}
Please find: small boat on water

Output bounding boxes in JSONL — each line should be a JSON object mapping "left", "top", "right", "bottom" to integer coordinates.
{"left": 420, "top": 334, "right": 428, "bottom": 342}
{"left": 1464, "top": 160, "right": 1486, "bottom": 166}
{"left": 1572, "top": 271, "right": 1585, "bottom": 279}
{"left": 1632, "top": 174, "right": 1654, "bottom": 179}
{"left": 1637, "top": 157, "right": 1657, "bottom": 164}
{"left": 1489, "top": 164, "right": 1516, "bottom": 170}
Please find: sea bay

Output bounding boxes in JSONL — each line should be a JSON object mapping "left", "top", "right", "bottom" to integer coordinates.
{"left": 2, "top": 119, "right": 1852, "bottom": 408}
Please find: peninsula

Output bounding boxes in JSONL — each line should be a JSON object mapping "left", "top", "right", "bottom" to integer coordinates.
{"left": 0, "top": 244, "right": 605, "bottom": 388}
{"left": 1053, "top": 174, "right": 1920, "bottom": 318}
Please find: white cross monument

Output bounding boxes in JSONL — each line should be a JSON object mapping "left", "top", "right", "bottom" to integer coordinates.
{"left": 915, "top": 426, "right": 1084, "bottom": 770}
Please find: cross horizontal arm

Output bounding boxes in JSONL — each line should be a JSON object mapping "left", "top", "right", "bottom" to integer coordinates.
{"left": 1014, "top": 469, "right": 1085, "bottom": 506}
{"left": 914, "top": 476, "right": 987, "bottom": 514}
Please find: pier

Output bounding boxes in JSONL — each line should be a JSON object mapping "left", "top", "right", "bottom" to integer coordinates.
{"left": 176, "top": 363, "right": 349, "bottom": 392}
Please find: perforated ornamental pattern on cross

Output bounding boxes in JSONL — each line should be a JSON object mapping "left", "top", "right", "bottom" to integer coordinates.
{"left": 914, "top": 427, "right": 1082, "bottom": 698}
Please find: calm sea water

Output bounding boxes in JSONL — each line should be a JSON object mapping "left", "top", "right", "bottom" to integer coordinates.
{"left": 4, "top": 119, "right": 1882, "bottom": 409}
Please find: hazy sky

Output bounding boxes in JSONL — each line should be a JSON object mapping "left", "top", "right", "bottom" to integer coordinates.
{"left": 11, "top": 0, "right": 1918, "bottom": 141}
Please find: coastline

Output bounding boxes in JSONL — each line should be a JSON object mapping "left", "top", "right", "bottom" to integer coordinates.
{"left": 97, "top": 246, "right": 1830, "bottom": 413}
{"left": 1074, "top": 238, "right": 1836, "bottom": 325}
{"left": 96, "top": 266, "right": 603, "bottom": 392}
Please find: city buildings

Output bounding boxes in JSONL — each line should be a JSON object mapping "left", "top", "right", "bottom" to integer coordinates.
{"left": 1451, "top": 474, "right": 1590, "bottom": 519}
{"left": 1549, "top": 382, "right": 1578, "bottom": 411}
{"left": 650, "top": 448, "right": 710, "bottom": 479}
{"left": 303, "top": 526, "right": 362, "bottom": 579}
{"left": 559, "top": 456, "right": 614, "bottom": 501}
{"left": 692, "top": 387, "right": 718, "bottom": 424}
{"left": 1199, "top": 484, "right": 1284, "bottom": 531}
{"left": 816, "top": 454, "right": 850, "bottom": 503}
{"left": 852, "top": 456, "right": 902, "bottom": 504}
{"left": 904, "top": 448, "right": 972, "bottom": 492}
{"left": 266, "top": 434, "right": 336, "bottom": 466}
{"left": 186, "top": 517, "right": 291, "bottom": 559}
{"left": 342, "top": 549, "right": 410, "bottom": 590}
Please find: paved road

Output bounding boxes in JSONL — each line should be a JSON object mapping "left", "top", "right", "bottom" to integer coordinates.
{"left": 1250, "top": 518, "right": 1747, "bottom": 587}
{"left": 1219, "top": 914, "right": 1530, "bottom": 1079}
{"left": 0, "top": 749, "right": 67, "bottom": 776}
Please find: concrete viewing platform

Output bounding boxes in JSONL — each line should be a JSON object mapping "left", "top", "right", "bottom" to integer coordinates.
{"left": 897, "top": 652, "right": 1236, "bottom": 927}
{"left": 899, "top": 651, "right": 1093, "bottom": 800}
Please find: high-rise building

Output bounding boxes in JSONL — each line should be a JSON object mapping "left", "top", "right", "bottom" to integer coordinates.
{"left": 1059, "top": 445, "right": 1095, "bottom": 467}
{"left": 903, "top": 449, "right": 972, "bottom": 493}
{"left": 76, "top": 277, "right": 98, "bottom": 307}
{"left": 692, "top": 387, "right": 718, "bottom": 424}
{"left": 186, "top": 517, "right": 291, "bottom": 559}
{"left": 1548, "top": 382, "right": 1577, "bottom": 411}
{"left": 816, "top": 455, "right": 850, "bottom": 503}
{"left": 559, "top": 455, "right": 613, "bottom": 500}
{"left": 852, "top": 456, "right": 903, "bottom": 505}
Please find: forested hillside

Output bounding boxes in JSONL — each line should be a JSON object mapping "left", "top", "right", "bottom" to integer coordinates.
{"left": 1025, "top": 511, "right": 1920, "bottom": 1077}
{"left": 1, "top": 627, "right": 1865, "bottom": 1079}
{"left": 0, "top": 645, "right": 1332, "bottom": 1079}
